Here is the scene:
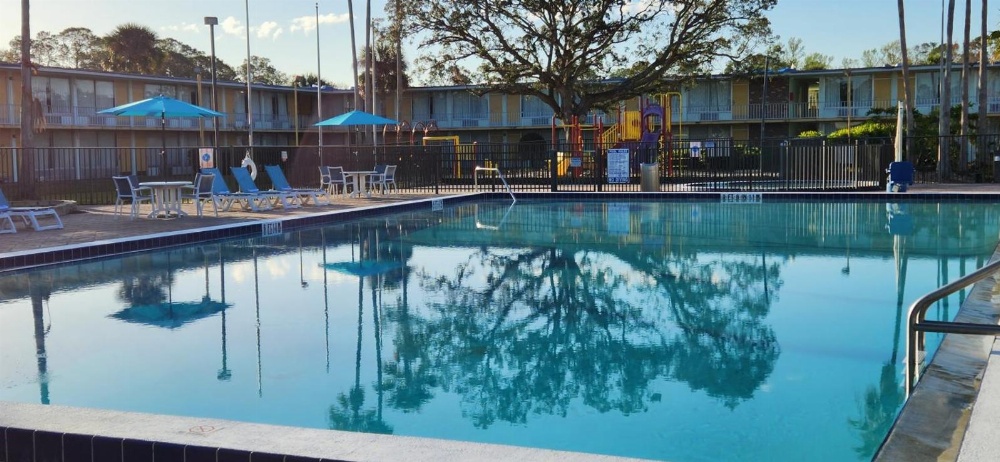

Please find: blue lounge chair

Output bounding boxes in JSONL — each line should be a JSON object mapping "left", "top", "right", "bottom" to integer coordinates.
{"left": 201, "top": 167, "right": 273, "bottom": 212}
{"left": 229, "top": 166, "right": 298, "bottom": 209}
{"left": 0, "top": 186, "right": 63, "bottom": 232}
{"left": 264, "top": 164, "right": 329, "bottom": 205}
{"left": 886, "top": 161, "right": 915, "bottom": 193}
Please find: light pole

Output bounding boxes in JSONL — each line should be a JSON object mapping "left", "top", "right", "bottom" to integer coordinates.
{"left": 845, "top": 69, "right": 853, "bottom": 146}
{"left": 761, "top": 55, "right": 769, "bottom": 144}
{"left": 204, "top": 16, "right": 219, "bottom": 151}
{"left": 292, "top": 76, "right": 299, "bottom": 146}
{"left": 195, "top": 66, "right": 205, "bottom": 146}
{"left": 244, "top": 0, "right": 253, "bottom": 158}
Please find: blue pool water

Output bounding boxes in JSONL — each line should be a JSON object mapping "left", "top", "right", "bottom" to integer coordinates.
{"left": 1, "top": 199, "right": 998, "bottom": 461}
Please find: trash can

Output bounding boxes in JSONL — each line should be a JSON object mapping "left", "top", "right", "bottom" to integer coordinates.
{"left": 640, "top": 163, "right": 660, "bottom": 192}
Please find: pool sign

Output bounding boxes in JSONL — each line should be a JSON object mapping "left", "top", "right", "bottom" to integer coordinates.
{"left": 720, "top": 192, "right": 762, "bottom": 204}
{"left": 198, "top": 148, "right": 215, "bottom": 169}
{"left": 607, "top": 148, "right": 630, "bottom": 183}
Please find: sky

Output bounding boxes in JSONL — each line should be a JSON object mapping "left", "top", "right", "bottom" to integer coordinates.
{"left": 0, "top": 0, "right": 988, "bottom": 87}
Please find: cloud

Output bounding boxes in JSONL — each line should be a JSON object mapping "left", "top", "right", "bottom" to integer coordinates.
{"left": 290, "top": 12, "right": 349, "bottom": 33}
{"left": 256, "top": 21, "right": 282, "bottom": 40}
{"left": 220, "top": 16, "right": 244, "bottom": 36}
{"left": 160, "top": 23, "right": 201, "bottom": 34}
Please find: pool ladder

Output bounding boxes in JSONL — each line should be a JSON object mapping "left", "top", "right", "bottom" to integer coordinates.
{"left": 906, "top": 257, "right": 1000, "bottom": 393}
{"left": 474, "top": 166, "right": 516, "bottom": 203}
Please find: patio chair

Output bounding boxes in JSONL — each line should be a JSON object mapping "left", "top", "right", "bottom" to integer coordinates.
{"left": 0, "top": 186, "right": 64, "bottom": 231}
{"left": 229, "top": 166, "right": 299, "bottom": 209}
{"left": 112, "top": 175, "right": 153, "bottom": 218}
{"left": 886, "top": 161, "right": 915, "bottom": 193}
{"left": 201, "top": 167, "right": 273, "bottom": 212}
{"left": 321, "top": 166, "right": 352, "bottom": 196}
{"left": 180, "top": 173, "right": 218, "bottom": 217}
{"left": 367, "top": 164, "right": 388, "bottom": 194}
{"left": 370, "top": 165, "right": 398, "bottom": 194}
{"left": 264, "top": 164, "right": 329, "bottom": 205}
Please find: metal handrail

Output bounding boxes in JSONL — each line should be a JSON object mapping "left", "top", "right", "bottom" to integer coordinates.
{"left": 906, "top": 257, "right": 1000, "bottom": 393}
{"left": 473, "top": 166, "right": 516, "bottom": 203}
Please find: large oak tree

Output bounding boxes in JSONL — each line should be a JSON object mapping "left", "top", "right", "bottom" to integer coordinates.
{"left": 400, "top": 0, "right": 775, "bottom": 119}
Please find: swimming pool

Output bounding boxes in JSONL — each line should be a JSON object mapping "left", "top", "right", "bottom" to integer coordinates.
{"left": 1, "top": 198, "right": 997, "bottom": 461}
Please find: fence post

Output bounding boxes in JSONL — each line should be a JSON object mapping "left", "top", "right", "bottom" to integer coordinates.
{"left": 549, "top": 149, "right": 558, "bottom": 192}
{"left": 434, "top": 147, "right": 441, "bottom": 195}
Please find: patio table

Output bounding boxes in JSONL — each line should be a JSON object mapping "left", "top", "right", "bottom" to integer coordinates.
{"left": 139, "top": 181, "right": 192, "bottom": 218}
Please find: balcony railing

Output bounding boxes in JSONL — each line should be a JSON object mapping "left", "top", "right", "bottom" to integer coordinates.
{"left": 0, "top": 97, "right": 991, "bottom": 131}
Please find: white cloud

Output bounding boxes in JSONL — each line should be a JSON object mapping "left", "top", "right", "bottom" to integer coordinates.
{"left": 160, "top": 23, "right": 201, "bottom": 34}
{"left": 290, "top": 13, "right": 349, "bottom": 33}
{"left": 256, "top": 21, "right": 282, "bottom": 40}
{"left": 220, "top": 16, "right": 244, "bottom": 36}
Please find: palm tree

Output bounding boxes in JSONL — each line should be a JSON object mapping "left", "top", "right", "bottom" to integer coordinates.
{"left": 349, "top": 0, "right": 359, "bottom": 111}
{"left": 978, "top": 0, "right": 989, "bottom": 142}
{"left": 19, "top": 0, "right": 36, "bottom": 195}
{"left": 939, "top": 0, "right": 956, "bottom": 179}
{"left": 364, "top": 0, "right": 373, "bottom": 114}
{"left": 959, "top": 0, "right": 971, "bottom": 169}
{"left": 898, "top": 0, "right": 915, "bottom": 162}
{"left": 103, "top": 23, "right": 160, "bottom": 74}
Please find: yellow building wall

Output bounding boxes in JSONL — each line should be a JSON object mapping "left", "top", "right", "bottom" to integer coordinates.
{"left": 873, "top": 75, "right": 892, "bottom": 109}
{"left": 732, "top": 81, "right": 749, "bottom": 119}
{"left": 506, "top": 94, "right": 520, "bottom": 122}
{"left": 489, "top": 94, "right": 504, "bottom": 125}
{"left": 732, "top": 124, "right": 749, "bottom": 140}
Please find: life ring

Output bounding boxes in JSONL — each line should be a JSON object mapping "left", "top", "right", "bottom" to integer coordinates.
{"left": 241, "top": 153, "right": 258, "bottom": 180}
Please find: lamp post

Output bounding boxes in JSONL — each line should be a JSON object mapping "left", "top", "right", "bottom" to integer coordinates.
{"left": 292, "top": 76, "right": 299, "bottom": 146}
{"left": 761, "top": 55, "right": 769, "bottom": 144}
{"left": 195, "top": 66, "right": 205, "bottom": 146}
{"left": 204, "top": 16, "right": 219, "bottom": 150}
{"left": 845, "top": 69, "right": 853, "bottom": 146}
{"left": 243, "top": 0, "right": 254, "bottom": 158}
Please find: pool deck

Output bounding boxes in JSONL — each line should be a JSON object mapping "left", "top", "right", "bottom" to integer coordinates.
{"left": 2, "top": 184, "right": 1000, "bottom": 461}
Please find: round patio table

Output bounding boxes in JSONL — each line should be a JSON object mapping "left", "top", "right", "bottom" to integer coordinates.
{"left": 139, "top": 181, "right": 192, "bottom": 218}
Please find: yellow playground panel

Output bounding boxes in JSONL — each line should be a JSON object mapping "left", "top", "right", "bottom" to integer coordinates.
{"left": 422, "top": 136, "right": 489, "bottom": 177}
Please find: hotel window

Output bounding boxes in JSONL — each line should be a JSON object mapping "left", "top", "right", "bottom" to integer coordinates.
{"left": 520, "top": 95, "right": 550, "bottom": 118}
{"left": 453, "top": 92, "right": 488, "bottom": 118}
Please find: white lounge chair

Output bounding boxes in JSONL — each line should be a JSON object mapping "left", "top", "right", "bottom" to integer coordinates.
{"left": 0, "top": 186, "right": 64, "bottom": 232}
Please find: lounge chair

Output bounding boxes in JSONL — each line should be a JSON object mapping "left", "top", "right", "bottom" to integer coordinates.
{"left": 201, "top": 167, "right": 273, "bottom": 212}
{"left": 370, "top": 165, "right": 398, "bottom": 194}
{"left": 264, "top": 164, "right": 329, "bottom": 205}
{"left": 112, "top": 175, "right": 153, "bottom": 218}
{"left": 180, "top": 173, "right": 218, "bottom": 217}
{"left": 229, "top": 166, "right": 299, "bottom": 209}
{"left": 0, "top": 210, "right": 16, "bottom": 234}
{"left": 886, "top": 161, "right": 915, "bottom": 193}
{"left": 0, "top": 186, "right": 64, "bottom": 232}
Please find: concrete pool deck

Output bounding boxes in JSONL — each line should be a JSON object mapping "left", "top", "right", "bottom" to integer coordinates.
{"left": 2, "top": 184, "right": 1000, "bottom": 461}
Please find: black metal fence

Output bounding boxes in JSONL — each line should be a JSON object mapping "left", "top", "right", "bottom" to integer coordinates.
{"left": 0, "top": 137, "right": 905, "bottom": 204}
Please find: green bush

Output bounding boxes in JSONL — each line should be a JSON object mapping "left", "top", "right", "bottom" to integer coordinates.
{"left": 797, "top": 130, "right": 824, "bottom": 138}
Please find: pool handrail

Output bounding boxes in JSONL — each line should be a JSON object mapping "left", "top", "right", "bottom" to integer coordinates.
{"left": 473, "top": 166, "right": 516, "bottom": 203}
{"left": 906, "top": 257, "right": 1000, "bottom": 393}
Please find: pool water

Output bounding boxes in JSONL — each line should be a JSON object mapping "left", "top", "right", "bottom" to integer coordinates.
{"left": 1, "top": 199, "right": 997, "bottom": 461}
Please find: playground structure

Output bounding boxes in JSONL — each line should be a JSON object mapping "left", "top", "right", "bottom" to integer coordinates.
{"left": 369, "top": 94, "right": 685, "bottom": 182}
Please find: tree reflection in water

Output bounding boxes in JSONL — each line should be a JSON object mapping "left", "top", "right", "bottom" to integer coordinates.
{"left": 398, "top": 238, "right": 782, "bottom": 427}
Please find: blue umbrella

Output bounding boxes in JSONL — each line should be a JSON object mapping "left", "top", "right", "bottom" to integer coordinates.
{"left": 314, "top": 110, "right": 398, "bottom": 126}
{"left": 99, "top": 95, "right": 225, "bottom": 177}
